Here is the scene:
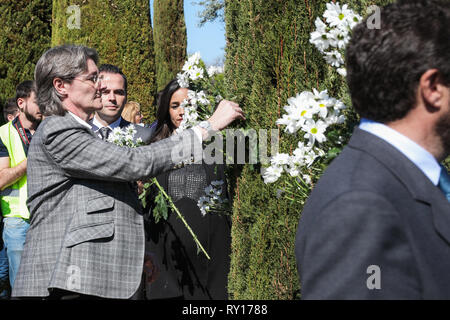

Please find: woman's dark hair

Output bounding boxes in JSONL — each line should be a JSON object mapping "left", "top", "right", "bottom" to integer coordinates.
{"left": 150, "top": 79, "right": 183, "bottom": 143}
{"left": 346, "top": 0, "right": 450, "bottom": 123}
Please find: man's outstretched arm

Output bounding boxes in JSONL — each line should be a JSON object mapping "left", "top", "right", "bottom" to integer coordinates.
{"left": 0, "top": 157, "right": 27, "bottom": 191}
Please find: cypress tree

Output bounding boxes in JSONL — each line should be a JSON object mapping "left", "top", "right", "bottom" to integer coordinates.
{"left": 225, "top": 0, "right": 394, "bottom": 299}
{"left": 0, "top": 0, "right": 52, "bottom": 124}
{"left": 153, "top": 0, "right": 187, "bottom": 92}
{"left": 51, "top": 0, "right": 157, "bottom": 122}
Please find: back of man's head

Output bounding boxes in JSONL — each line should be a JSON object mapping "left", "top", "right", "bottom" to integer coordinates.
{"left": 98, "top": 64, "right": 128, "bottom": 95}
{"left": 346, "top": 0, "right": 450, "bottom": 123}
{"left": 15, "top": 80, "right": 35, "bottom": 104}
{"left": 3, "top": 98, "right": 19, "bottom": 122}
{"left": 34, "top": 45, "right": 99, "bottom": 117}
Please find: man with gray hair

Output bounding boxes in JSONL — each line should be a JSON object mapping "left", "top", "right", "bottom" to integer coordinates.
{"left": 12, "top": 45, "right": 244, "bottom": 299}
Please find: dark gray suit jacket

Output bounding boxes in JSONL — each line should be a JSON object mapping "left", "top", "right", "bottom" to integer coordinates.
{"left": 12, "top": 113, "right": 200, "bottom": 299}
{"left": 295, "top": 128, "right": 450, "bottom": 299}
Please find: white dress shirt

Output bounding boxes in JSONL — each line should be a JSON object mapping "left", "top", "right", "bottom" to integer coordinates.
{"left": 68, "top": 111, "right": 92, "bottom": 129}
{"left": 359, "top": 118, "right": 442, "bottom": 186}
{"left": 92, "top": 115, "right": 122, "bottom": 133}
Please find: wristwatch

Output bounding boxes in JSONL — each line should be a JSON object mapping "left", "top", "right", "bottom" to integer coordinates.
{"left": 198, "top": 120, "right": 212, "bottom": 131}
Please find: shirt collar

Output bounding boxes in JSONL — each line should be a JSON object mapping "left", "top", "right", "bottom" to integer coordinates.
{"left": 92, "top": 115, "right": 122, "bottom": 131}
{"left": 68, "top": 111, "right": 92, "bottom": 129}
{"left": 359, "top": 118, "right": 442, "bottom": 185}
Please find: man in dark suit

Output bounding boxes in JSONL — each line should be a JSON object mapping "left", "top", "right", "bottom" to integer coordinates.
{"left": 12, "top": 45, "right": 244, "bottom": 299}
{"left": 295, "top": 0, "right": 450, "bottom": 299}
{"left": 89, "top": 64, "right": 153, "bottom": 143}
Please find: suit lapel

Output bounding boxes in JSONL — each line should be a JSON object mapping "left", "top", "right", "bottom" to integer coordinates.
{"left": 349, "top": 128, "right": 450, "bottom": 242}
{"left": 119, "top": 118, "right": 131, "bottom": 129}
{"left": 430, "top": 191, "right": 450, "bottom": 244}
{"left": 88, "top": 119, "right": 100, "bottom": 132}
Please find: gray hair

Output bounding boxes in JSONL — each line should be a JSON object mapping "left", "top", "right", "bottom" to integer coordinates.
{"left": 34, "top": 45, "right": 99, "bottom": 116}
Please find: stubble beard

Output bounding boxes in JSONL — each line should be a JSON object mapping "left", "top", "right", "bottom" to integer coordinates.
{"left": 24, "top": 109, "right": 42, "bottom": 126}
{"left": 435, "top": 105, "right": 450, "bottom": 160}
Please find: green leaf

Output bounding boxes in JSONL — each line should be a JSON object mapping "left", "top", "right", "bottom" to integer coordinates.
{"left": 152, "top": 191, "right": 169, "bottom": 224}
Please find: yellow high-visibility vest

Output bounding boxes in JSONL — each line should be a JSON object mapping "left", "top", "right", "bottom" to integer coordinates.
{"left": 0, "top": 121, "right": 29, "bottom": 220}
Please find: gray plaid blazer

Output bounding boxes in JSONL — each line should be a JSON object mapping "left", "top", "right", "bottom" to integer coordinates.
{"left": 12, "top": 113, "right": 200, "bottom": 299}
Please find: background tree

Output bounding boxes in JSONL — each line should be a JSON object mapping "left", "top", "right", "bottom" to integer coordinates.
{"left": 153, "top": 0, "right": 187, "bottom": 92}
{"left": 194, "top": 0, "right": 224, "bottom": 26}
{"left": 52, "top": 0, "right": 157, "bottom": 122}
{"left": 0, "top": 0, "right": 52, "bottom": 125}
{"left": 224, "top": 0, "right": 394, "bottom": 299}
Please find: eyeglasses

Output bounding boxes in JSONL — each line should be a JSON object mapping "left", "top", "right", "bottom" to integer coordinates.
{"left": 73, "top": 73, "right": 103, "bottom": 85}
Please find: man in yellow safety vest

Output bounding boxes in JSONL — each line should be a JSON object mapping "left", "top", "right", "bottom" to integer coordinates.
{"left": 0, "top": 80, "right": 42, "bottom": 295}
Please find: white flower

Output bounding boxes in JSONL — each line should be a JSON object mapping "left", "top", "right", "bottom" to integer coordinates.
{"left": 324, "top": 50, "right": 345, "bottom": 68}
{"left": 303, "top": 119, "right": 328, "bottom": 145}
{"left": 197, "top": 90, "right": 210, "bottom": 105}
{"left": 197, "top": 180, "right": 228, "bottom": 215}
{"left": 304, "top": 149, "right": 319, "bottom": 167}
{"left": 329, "top": 27, "right": 350, "bottom": 49}
{"left": 188, "top": 66, "right": 204, "bottom": 81}
{"left": 197, "top": 196, "right": 210, "bottom": 216}
{"left": 270, "top": 153, "right": 290, "bottom": 166}
{"left": 336, "top": 67, "right": 347, "bottom": 77}
{"left": 312, "top": 88, "right": 329, "bottom": 101}
{"left": 325, "top": 110, "right": 346, "bottom": 125}
{"left": 302, "top": 174, "right": 312, "bottom": 185}
{"left": 286, "top": 159, "right": 301, "bottom": 177}
{"left": 177, "top": 72, "right": 189, "bottom": 88}
{"left": 182, "top": 53, "right": 200, "bottom": 72}
{"left": 211, "top": 180, "right": 224, "bottom": 187}
{"left": 323, "top": 2, "right": 353, "bottom": 28}
{"left": 207, "top": 65, "right": 224, "bottom": 77}
{"left": 276, "top": 114, "right": 297, "bottom": 134}
{"left": 187, "top": 90, "right": 198, "bottom": 106}
{"left": 310, "top": 18, "right": 332, "bottom": 53}
{"left": 187, "top": 52, "right": 201, "bottom": 66}
{"left": 262, "top": 165, "right": 283, "bottom": 184}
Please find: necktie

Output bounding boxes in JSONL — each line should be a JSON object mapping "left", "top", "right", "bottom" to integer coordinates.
{"left": 438, "top": 166, "right": 450, "bottom": 202}
{"left": 99, "top": 127, "right": 111, "bottom": 141}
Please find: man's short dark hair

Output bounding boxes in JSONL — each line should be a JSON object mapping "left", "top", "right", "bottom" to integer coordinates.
{"left": 3, "top": 98, "right": 19, "bottom": 122}
{"left": 346, "top": 0, "right": 450, "bottom": 123}
{"left": 15, "top": 80, "right": 35, "bottom": 105}
{"left": 98, "top": 64, "right": 128, "bottom": 95}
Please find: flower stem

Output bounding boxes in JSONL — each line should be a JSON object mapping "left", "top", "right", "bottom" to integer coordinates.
{"left": 152, "top": 178, "right": 211, "bottom": 260}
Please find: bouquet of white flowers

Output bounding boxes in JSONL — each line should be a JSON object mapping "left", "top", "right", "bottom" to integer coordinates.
{"left": 263, "top": 88, "right": 347, "bottom": 184}
{"left": 175, "top": 52, "right": 227, "bottom": 133}
{"left": 261, "top": 2, "right": 358, "bottom": 203}
{"left": 309, "top": 2, "right": 362, "bottom": 76}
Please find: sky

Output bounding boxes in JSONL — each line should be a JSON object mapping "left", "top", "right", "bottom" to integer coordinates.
{"left": 149, "top": 0, "right": 226, "bottom": 66}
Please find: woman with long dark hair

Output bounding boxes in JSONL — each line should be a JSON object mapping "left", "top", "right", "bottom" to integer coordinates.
{"left": 143, "top": 79, "right": 231, "bottom": 300}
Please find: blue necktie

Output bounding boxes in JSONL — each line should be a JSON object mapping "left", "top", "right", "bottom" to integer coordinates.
{"left": 439, "top": 166, "right": 450, "bottom": 202}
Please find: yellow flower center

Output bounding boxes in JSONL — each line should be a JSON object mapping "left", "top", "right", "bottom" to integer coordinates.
{"left": 311, "top": 128, "right": 318, "bottom": 134}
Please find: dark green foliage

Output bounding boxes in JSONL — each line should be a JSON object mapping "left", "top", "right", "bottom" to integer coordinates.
{"left": 51, "top": 0, "right": 157, "bottom": 122}
{"left": 225, "top": 0, "right": 394, "bottom": 299}
{"left": 153, "top": 0, "right": 187, "bottom": 92}
{"left": 0, "top": 0, "right": 52, "bottom": 125}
